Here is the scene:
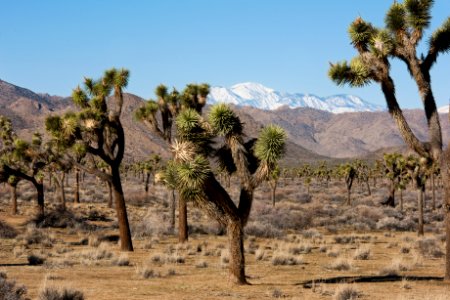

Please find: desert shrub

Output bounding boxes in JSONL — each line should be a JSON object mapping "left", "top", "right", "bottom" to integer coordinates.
{"left": 271, "top": 288, "right": 284, "bottom": 298}
{"left": 79, "top": 243, "right": 113, "bottom": 262}
{"left": 376, "top": 217, "right": 415, "bottom": 231}
{"left": 149, "top": 254, "right": 165, "bottom": 264}
{"left": 250, "top": 203, "right": 313, "bottom": 232}
{"left": 220, "top": 250, "right": 229, "bottom": 265}
{"left": 353, "top": 246, "right": 371, "bottom": 260}
{"left": 329, "top": 258, "right": 352, "bottom": 271}
{"left": 271, "top": 253, "right": 303, "bottom": 266}
{"left": 379, "top": 258, "right": 410, "bottom": 275}
{"left": 301, "top": 228, "right": 322, "bottom": 239}
{"left": 255, "top": 249, "right": 266, "bottom": 261}
{"left": 334, "top": 284, "right": 361, "bottom": 300}
{"left": 0, "top": 272, "right": 28, "bottom": 300}
{"left": 288, "top": 243, "right": 312, "bottom": 255}
{"left": 39, "top": 287, "right": 84, "bottom": 300}
{"left": 0, "top": 220, "right": 18, "bottom": 239}
{"left": 82, "top": 209, "right": 111, "bottom": 222}
{"left": 245, "top": 221, "right": 283, "bottom": 238}
{"left": 136, "top": 265, "right": 160, "bottom": 279}
{"left": 131, "top": 209, "right": 172, "bottom": 238}
{"left": 416, "top": 238, "right": 444, "bottom": 258}
{"left": 195, "top": 261, "right": 208, "bottom": 268}
{"left": 327, "top": 248, "right": 341, "bottom": 258}
{"left": 166, "top": 254, "right": 185, "bottom": 264}
{"left": 31, "top": 208, "right": 94, "bottom": 230}
{"left": 334, "top": 236, "right": 355, "bottom": 244}
{"left": 28, "top": 254, "right": 45, "bottom": 265}
{"left": 16, "top": 225, "right": 54, "bottom": 247}
{"left": 112, "top": 254, "right": 130, "bottom": 266}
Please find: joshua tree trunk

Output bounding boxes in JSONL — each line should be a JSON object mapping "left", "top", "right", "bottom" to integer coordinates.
{"left": 418, "top": 186, "right": 424, "bottom": 236}
{"left": 178, "top": 195, "right": 188, "bottom": 243}
{"left": 144, "top": 172, "right": 151, "bottom": 194}
{"left": 59, "top": 172, "right": 66, "bottom": 211}
{"left": 107, "top": 181, "right": 113, "bottom": 208}
{"left": 400, "top": 189, "right": 403, "bottom": 212}
{"left": 269, "top": 180, "right": 277, "bottom": 207}
{"left": 10, "top": 183, "right": 17, "bottom": 215}
{"left": 228, "top": 220, "right": 246, "bottom": 284}
{"left": 365, "top": 180, "right": 371, "bottom": 196}
{"left": 111, "top": 165, "right": 133, "bottom": 251}
{"left": 34, "top": 180, "right": 44, "bottom": 216}
{"left": 74, "top": 168, "right": 80, "bottom": 203}
{"left": 169, "top": 189, "right": 176, "bottom": 233}
{"left": 431, "top": 173, "right": 436, "bottom": 210}
{"left": 385, "top": 183, "right": 395, "bottom": 207}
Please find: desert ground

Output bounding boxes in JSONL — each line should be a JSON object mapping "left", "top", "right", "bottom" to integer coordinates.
{"left": 0, "top": 173, "right": 449, "bottom": 300}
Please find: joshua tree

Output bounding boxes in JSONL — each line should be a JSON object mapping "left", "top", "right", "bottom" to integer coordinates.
{"left": 168, "top": 103, "right": 285, "bottom": 284}
{"left": 155, "top": 160, "right": 178, "bottom": 233}
{"left": 7, "top": 176, "right": 20, "bottom": 215}
{"left": 382, "top": 153, "right": 407, "bottom": 207}
{"left": 0, "top": 117, "right": 49, "bottom": 215}
{"left": 328, "top": 0, "right": 450, "bottom": 279}
{"left": 135, "top": 83, "right": 209, "bottom": 243}
{"left": 268, "top": 165, "right": 280, "bottom": 206}
{"left": 336, "top": 163, "right": 357, "bottom": 205}
{"left": 140, "top": 154, "right": 161, "bottom": 194}
{"left": 406, "top": 155, "right": 428, "bottom": 236}
{"left": 354, "top": 159, "right": 372, "bottom": 195}
{"left": 297, "top": 163, "right": 313, "bottom": 195}
{"left": 45, "top": 68, "right": 133, "bottom": 251}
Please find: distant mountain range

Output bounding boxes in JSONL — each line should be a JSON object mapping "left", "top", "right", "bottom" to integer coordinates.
{"left": 0, "top": 79, "right": 448, "bottom": 162}
{"left": 208, "top": 82, "right": 384, "bottom": 113}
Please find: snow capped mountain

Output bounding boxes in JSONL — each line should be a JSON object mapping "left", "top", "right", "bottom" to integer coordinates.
{"left": 207, "top": 82, "right": 384, "bottom": 113}
{"left": 438, "top": 105, "right": 449, "bottom": 114}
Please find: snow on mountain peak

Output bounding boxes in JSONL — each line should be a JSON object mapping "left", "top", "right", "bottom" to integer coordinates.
{"left": 207, "top": 83, "right": 384, "bottom": 113}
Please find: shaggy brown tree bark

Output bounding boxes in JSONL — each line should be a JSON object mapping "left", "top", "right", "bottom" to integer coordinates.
{"left": 178, "top": 195, "right": 188, "bottom": 243}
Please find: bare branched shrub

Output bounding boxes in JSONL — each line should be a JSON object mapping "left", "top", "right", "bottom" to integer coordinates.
{"left": 271, "top": 252, "right": 304, "bottom": 266}
{"left": 111, "top": 253, "right": 130, "bottom": 266}
{"left": 0, "top": 272, "right": 28, "bottom": 300}
{"left": 0, "top": 220, "right": 18, "bottom": 239}
{"left": 416, "top": 238, "right": 444, "bottom": 258}
{"left": 329, "top": 258, "right": 352, "bottom": 271}
{"left": 379, "top": 258, "right": 411, "bottom": 276}
{"left": 334, "top": 284, "right": 361, "bottom": 300}
{"left": 353, "top": 246, "right": 371, "bottom": 260}
{"left": 166, "top": 253, "right": 185, "bottom": 264}
{"left": 271, "top": 288, "right": 284, "bottom": 298}
{"left": 136, "top": 265, "right": 160, "bottom": 279}
{"left": 16, "top": 225, "right": 54, "bottom": 247}
{"left": 39, "top": 286, "right": 84, "bottom": 300}
{"left": 255, "top": 249, "right": 266, "bottom": 261}
{"left": 195, "top": 261, "right": 208, "bottom": 268}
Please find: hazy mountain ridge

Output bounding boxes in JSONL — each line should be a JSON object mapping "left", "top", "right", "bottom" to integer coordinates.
{"left": 0, "top": 79, "right": 447, "bottom": 162}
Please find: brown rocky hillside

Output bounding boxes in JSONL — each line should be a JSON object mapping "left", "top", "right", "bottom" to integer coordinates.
{"left": 1, "top": 79, "right": 447, "bottom": 164}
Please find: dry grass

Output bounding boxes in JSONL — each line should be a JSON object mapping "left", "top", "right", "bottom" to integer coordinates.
{"left": 0, "top": 177, "right": 448, "bottom": 299}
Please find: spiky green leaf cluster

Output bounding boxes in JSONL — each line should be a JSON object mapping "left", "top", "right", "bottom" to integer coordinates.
{"left": 348, "top": 17, "right": 376, "bottom": 51}
{"left": 404, "top": 0, "right": 433, "bottom": 30}
{"left": 386, "top": 3, "right": 407, "bottom": 32}
{"left": 134, "top": 100, "right": 158, "bottom": 121}
{"left": 176, "top": 155, "right": 210, "bottom": 195}
{"left": 254, "top": 124, "right": 286, "bottom": 165}
{"left": 371, "top": 30, "right": 395, "bottom": 58}
{"left": 209, "top": 103, "right": 243, "bottom": 136}
{"left": 429, "top": 17, "right": 450, "bottom": 54}
{"left": 328, "top": 58, "right": 372, "bottom": 88}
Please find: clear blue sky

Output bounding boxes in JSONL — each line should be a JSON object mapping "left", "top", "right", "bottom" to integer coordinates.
{"left": 1, "top": 0, "right": 449, "bottom": 109}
